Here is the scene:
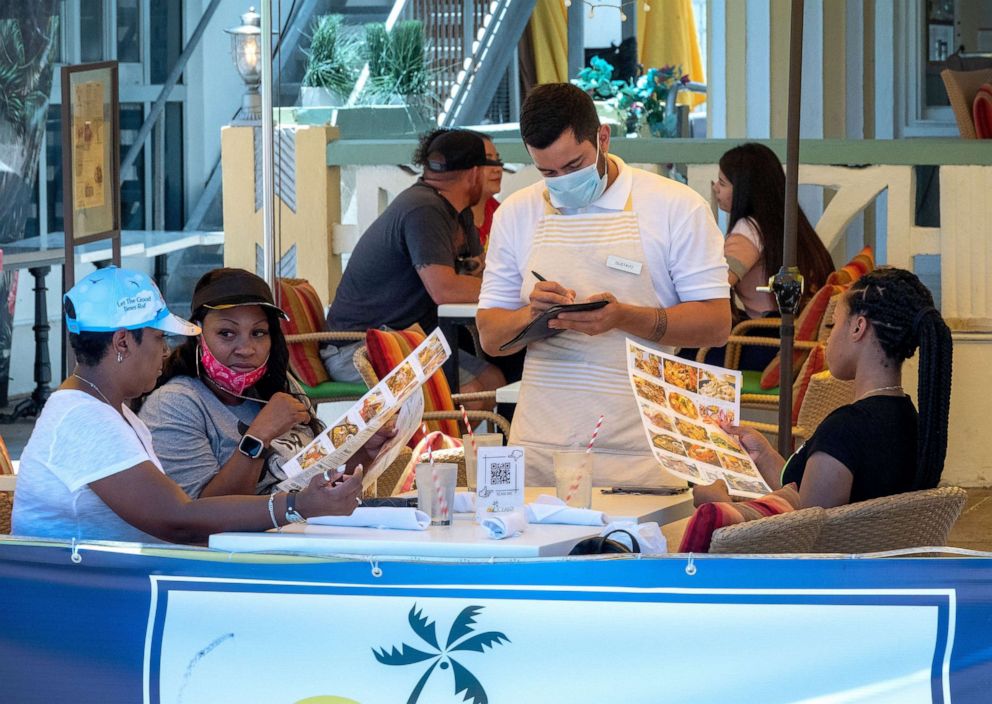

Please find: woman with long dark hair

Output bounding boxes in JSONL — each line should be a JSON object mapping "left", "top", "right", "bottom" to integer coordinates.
{"left": 695, "top": 267, "right": 953, "bottom": 509}
{"left": 140, "top": 268, "right": 389, "bottom": 498}
{"left": 712, "top": 143, "right": 835, "bottom": 319}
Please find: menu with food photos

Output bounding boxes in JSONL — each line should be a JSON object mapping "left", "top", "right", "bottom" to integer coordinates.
{"left": 277, "top": 329, "right": 451, "bottom": 492}
{"left": 625, "top": 339, "right": 771, "bottom": 498}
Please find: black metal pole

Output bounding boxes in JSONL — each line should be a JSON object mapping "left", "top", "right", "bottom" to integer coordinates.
{"left": 775, "top": 0, "right": 806, "bottom": 457}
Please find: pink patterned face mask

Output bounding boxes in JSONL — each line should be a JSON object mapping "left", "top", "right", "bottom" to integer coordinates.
{"left": 199, "top": 339, "right": 268, "bottom": 396}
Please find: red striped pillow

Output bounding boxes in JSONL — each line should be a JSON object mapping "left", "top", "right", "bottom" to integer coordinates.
{"left": 759, "top": 284, "right": 836, "bottom": 389}
{"left": 678, "top": 484, "right": 801, "bottom": 553}
{"left": 974, "top": 84, "right": 992, "bottom": 139}
{"left": 366, "top": 328, "right": 461, "bottom": 445}
{"left": 792, "top": 344, "right": 828, "bottom": 424}
{"left": 276, "top": 279, "right": 331, "bottom": 387}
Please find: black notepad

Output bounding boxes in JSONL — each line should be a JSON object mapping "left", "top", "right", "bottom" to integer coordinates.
{"left": 498, "top": 299, "right": 610, "bottom": 351}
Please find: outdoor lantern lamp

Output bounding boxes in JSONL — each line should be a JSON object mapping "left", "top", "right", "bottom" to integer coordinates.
{"left": 225, "top": 6, "right": 262, "bottom": 120}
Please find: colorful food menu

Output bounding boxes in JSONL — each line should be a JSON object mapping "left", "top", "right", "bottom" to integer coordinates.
{"left": 626, "top": 339, "right": 771, "bottom": 498}
{"left": 278, "top": 329, "right": 450, "bottom": 492}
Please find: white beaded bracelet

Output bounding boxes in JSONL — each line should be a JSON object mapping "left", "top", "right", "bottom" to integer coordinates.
{"left": 267, "top": 492, "right": 280, "bottom": 530}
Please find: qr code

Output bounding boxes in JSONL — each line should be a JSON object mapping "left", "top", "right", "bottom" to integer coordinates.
{"left": 488, "top": 465, "right": 512, "bottom": 486}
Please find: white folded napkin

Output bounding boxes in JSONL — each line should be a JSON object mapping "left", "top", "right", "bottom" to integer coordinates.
{"left": 479, "top": 509, "right": 527, "bottom": 540}
{"left": 525, "top": 495, "right": 608, "bottom": 526}
{"left": 600, "top": 520, "right": 668, "bottom": 555}
{"left": 307, "top": 507, "right": 431, "bottom": 531}
{"left": 453, "top": 491, "right": 476, "bottom": 513}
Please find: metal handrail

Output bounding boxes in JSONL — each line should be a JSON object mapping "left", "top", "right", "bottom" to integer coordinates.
{"left": 119, "top": 0, "right": 223, "bottom": 182}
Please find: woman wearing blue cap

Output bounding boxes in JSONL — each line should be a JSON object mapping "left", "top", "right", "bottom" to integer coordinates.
{"left": 12, "top": 267, "right": 364, "bottom": 544}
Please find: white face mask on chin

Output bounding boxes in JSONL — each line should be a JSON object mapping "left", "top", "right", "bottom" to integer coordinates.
{"left": 544, "top": 139, "right": 609, "bottom": 209}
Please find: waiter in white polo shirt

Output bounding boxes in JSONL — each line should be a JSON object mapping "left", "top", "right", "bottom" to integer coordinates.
{"left": 477, "top": 83, "right": 731, "bottom": 487}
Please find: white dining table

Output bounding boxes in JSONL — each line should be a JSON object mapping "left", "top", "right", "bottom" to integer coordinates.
{"left": 208, "top": 488, "right": 692, "bottom": 559}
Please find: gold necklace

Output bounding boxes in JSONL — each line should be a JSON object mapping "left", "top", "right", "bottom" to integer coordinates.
{"left": 857, "top": 384, "right": 904, "bottom": 402}
{"left": 72, "top": 373, "right": 113, "bottom": 406}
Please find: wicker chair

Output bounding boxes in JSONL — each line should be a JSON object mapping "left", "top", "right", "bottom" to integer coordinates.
{"left": 709, "top": 507, "right": 826, "bottom": 554}
{"left": 812, "top": 486, "right": 967, "bottom": 553}
{"left": 940, "top": 68, "right": 992, "bottom": 139}
{"left": 744, "top": 371, "right": 855, "bottom": 442}
{"left": 283, "top": 329, "right": 368, "bottom": 403}
{"left": 708, "top": 487, "right": 966, "bottom": 555}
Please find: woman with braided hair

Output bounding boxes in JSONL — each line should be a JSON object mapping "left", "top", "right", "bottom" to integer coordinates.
{"left": 694, "top": 267, "right": 953, "bottom": 510}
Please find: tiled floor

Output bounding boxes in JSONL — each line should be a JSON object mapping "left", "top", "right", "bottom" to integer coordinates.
{"left": 2, "top": 401, "right": 989, "bottom": 552}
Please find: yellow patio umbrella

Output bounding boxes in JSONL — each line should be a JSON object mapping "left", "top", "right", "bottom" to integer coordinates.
{"left": 636, "top": 0, "right": 705, "bottom": 107}
{"left": 529, "top": 0, "right": 569, "bottom": 84}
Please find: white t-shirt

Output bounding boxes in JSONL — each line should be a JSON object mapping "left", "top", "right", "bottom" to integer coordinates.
{"left": 12, "top": 390, "right": 165, "bottom": 543}
{"left": 479, "top": 156, "right": 730, "bottom": 310}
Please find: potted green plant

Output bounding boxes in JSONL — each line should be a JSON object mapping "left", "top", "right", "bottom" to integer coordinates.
{"left": 572, "top": 56, "right": 627, "bottom": 127}
{"left": 362, "top": 20, "right": 429, "bottom": 104}
{"left": 616, "top": 65, "right": 689, "bottom": 137}
{"left": 332, "top": 20, "right": 433, "bottom": 137}
{"left": 300, "top": 14, "right": 360, "bottom": 107}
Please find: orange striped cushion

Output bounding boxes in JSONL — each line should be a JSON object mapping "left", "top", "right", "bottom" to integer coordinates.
{"left": 825, "top": 246, "right": 875, "bottom": 287}
{"left": 366, "top": 328, "right": 461, "bottom": 444}
{"left": 759, "top": 284, "right": 837, "bottom": 389}
{"left": 792, "top": 344, "right": 827, "bottom": 424}
{"left": 276, "top": 279, "right": 331, "bottom": 387}
{"left": 678, "top": 484, "right": 801, "bottom": 553}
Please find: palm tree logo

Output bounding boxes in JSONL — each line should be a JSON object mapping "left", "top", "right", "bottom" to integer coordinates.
{"left": 373, "top": 603, "right": 510, "bottom": 704}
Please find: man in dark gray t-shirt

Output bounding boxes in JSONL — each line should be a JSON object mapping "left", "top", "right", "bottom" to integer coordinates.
{"left": 327, "top": 179, "right": 481, "bottom": 334}
{"left": 324, "top": 130, "right": 506, "bottom": 396}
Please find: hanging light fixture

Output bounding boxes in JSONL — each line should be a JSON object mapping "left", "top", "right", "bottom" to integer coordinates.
{"left": 224, "top": 6, "right": 262, "bottom": 120}
{"left": 564, "top": 0, "right": 650, "bottom": 20}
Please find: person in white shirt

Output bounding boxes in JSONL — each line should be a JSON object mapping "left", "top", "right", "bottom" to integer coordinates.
{"left": 477, "top": 83, "right": 731, "bottom": 486}
{"left": 13, "top": 267, "right": 364, "bottom": 544}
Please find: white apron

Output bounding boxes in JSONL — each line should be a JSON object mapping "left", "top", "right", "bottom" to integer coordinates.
{"left": 509, "top": 191, "right": 679, "bottom": 487}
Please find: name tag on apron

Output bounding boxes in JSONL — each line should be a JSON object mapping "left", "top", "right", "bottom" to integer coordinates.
{"left": 606, "top": 255, "right": 643, "bottom": 276}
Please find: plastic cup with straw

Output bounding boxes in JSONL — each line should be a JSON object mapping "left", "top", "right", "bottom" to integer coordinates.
{"left": 565, "top": 414, "right": 603, "bottom": 505}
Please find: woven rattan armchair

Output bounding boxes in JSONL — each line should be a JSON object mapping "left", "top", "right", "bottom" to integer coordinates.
{"left": 940, "top": 67, "right": 992, "bottom": 139}
{"left": 745, "top": 372, "right": 855, "bottom": 442}
{"left": 708, "top": 487, "right": 966, "bottom": 555}
{"left": 352, "top": 345, "right": 511, "bottom": 437}
{"left": 812, "top": 486, "right": 967, "bottom": 553}
{"left": 282, "top": 330, "right": 368, "bottom": 404}
{"left": 709, "top": 507, "right": 827, "bottom": 554}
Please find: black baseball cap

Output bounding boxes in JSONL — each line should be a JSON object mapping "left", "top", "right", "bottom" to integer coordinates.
{"left": 423, "top": 130, "right": 504, "bottom": 173}
{"left": 190, "top": 268, "right": 289, "bottom": 320}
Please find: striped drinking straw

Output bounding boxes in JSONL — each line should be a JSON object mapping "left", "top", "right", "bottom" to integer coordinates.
{"left": 565, "top": 414, "right": 604, "bottom": 504}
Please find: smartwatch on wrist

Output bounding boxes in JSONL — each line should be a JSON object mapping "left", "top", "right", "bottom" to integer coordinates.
{"left": 285, "top": 490, "right": 307, "bottom": 524}
{"left": 238, "top": 433, "right": 265, "bottom": 459}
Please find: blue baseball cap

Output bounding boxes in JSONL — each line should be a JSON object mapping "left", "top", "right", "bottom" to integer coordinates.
{"left": 64, "top": 266, "right": 201, "bottom": 336}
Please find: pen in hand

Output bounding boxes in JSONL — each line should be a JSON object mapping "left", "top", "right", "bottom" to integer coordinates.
{"left": 531, "top": 271, "right": 547, "bottom": 282}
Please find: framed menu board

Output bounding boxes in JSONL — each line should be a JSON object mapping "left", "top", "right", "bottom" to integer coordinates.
{"left": 60, "top": 61, "right": 121, "bottom": 260}
{"left": 59, "top": 61, "right": 121, "bottom": 376}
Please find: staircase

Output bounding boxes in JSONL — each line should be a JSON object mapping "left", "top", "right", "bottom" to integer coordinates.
{"left": 401, "top": 0, "right": 535, "bottom": 126}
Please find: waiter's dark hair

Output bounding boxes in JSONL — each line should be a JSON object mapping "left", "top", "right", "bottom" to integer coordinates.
{"left": 719, "top": 143, "right": 834, "bottom": 296}
{"left": 847, "top": 268, "right": 953, "bottom": 489}
{"left": 520, "top": 83, "right": 601, "bottom": 149}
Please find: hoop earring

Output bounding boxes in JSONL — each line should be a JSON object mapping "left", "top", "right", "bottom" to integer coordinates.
{"left": 117, "top": 351, "right": 124, "bottom": 363}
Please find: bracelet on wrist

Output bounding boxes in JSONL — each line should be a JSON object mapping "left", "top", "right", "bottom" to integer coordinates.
{"left": 266, "top": 492, "right": 280, "bottom": 530}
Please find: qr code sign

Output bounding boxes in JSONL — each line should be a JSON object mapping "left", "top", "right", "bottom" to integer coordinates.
{"left": 488, "top": 464, "right": 512, "bottom": 486}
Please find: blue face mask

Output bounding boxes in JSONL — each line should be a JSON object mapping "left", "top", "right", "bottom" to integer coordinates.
{"left": 544, "top": 139, "right": 608, "bottom": 209}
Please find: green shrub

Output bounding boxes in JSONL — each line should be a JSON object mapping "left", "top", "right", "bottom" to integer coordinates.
{"left": 301, "top": 14, "right": 360, "bottom": 98}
